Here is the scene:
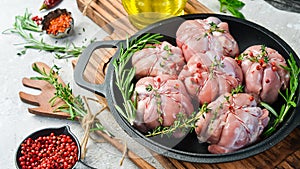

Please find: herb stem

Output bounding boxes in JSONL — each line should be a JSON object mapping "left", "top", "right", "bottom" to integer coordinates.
{"left": 145, "top": 112, "right": 200, "bottom": 137}
{"left": 31, "top": 63, "right": 111, "bottom": 136}
{"left": 262, "top": 54, "right": 299, "bottom": 137}
{"left": 146, "top": 103, "right": 209, "bottom": 137}
{"left": 113, "top": 33, "right": 163, "bottom": 125}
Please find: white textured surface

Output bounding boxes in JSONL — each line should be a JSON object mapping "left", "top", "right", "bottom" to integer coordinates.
{"left": 0, "top": 0, "right": 299, "bottom": 169}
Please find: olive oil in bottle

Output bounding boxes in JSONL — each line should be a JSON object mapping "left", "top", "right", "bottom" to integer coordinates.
{"left": 122, "top": 0, "right": 187, "bottom": 29}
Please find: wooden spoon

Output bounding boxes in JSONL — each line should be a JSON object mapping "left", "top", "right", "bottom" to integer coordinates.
{"left": 19, "top": 62, "right": 70, "bottom": 119}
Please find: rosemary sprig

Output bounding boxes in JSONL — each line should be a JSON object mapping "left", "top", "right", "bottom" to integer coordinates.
{"left": 262, "top": 54, "right": 299, "bottom": 137}
{"left": 113, "top": 33, "right": 163, "bottom": 125}
{"left": 146, "top": 103, "right": 209, "bottom": 137}
{"left": 31, "top": 63, "right": 109, "bottom": 135}
{"left": 260, "top": 101, "right": 278, "bottom": 117}
{"left": 231, "top": 85, "right": 244, "bottom": 95}
{"left": 208, "top": 22, "right": 225, "bottom": 34}
{"left": 2, "top": 9, "right": 87, "bottom": 59}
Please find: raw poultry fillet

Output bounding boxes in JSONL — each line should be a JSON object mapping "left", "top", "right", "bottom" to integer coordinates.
{"left": 239, "top": 45, "right": 290, "bottom": 104}
{"left": 132, "top": 74, "right": 194, "bottom": 133}
{"left": 176, "top": 16, "right": 239, "bottom": 62}
{"left": 178, "top": 51, "right": 243, "bottom": 105}
{"left": 195, "top": 93, "right": 270, "bottom": 154}
{"left": 131, "top": 41, "right": 185, "bottom": 79}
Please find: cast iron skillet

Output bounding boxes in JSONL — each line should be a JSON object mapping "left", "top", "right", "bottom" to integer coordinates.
{"left": 74, "top": 14, "right": 300, "bottom": 163}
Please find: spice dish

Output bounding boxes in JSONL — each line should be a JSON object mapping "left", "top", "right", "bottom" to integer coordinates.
{"left": 74, "top": 14, "right": 300, "bottom": 163}
{"left": 42, "top": 8, "right": 74, "bottom": 39}
{"left": 15, "top": 126, "right": 93, "bottom": 169}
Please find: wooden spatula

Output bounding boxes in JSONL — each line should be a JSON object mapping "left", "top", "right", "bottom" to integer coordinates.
{"left": 19, "top": 62, "right": 71, "bottom": 119}
{"left": 18, "top": 62, "right": 155, "bottom": 169}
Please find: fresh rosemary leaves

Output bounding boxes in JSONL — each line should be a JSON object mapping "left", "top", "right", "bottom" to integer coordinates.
{"left": 262, "top": 54, "right": 300, "bottom": 137}
{"left": 113, "top": 33, "right": 163, "bottom": 125}
{"left": 14, "top": 9, "right": 42, "bottom": 32}
{"left": 31, "top": 63, "right": 108, "bottom": 134}
{"left": 3, "top": 9, "right": 86, "bottom": 59}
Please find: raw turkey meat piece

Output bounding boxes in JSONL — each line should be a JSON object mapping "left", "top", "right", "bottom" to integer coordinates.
{"left": 195, "top": 93, "right": 270, "bottom": 154}
{"left": 239, "top": 45, "right": 290, "bottom": 104}
{"left": 178, "top": 52, "right": 243, "bottom": 105}
{"left": 176, "top": 17, "right": 239, "bottom": 62}
{"left": 132, "top": 41, "right": 185, "bottom": 79}
{"left": 132, "top": 74, "right": 195, "bottom": 133}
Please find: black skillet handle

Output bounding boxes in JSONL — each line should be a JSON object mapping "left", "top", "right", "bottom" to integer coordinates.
{"left": 74, "top": 40, "right": 120, "bottom": 97}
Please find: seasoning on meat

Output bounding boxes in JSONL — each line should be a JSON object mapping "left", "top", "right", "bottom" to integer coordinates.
{"left": 195, "top": 93, "right": 270, "bottom": 154}
{"left": 176, "top": 16, "right": 239, "bottom": 62}
{"left": 178, "top": 51, "right": 243, "bottom": 104}
{"left": 132, "top": 74, "right": 194, "bottom": 135}
{"left": 132, "top": 41, "right": 185, "bottom": 79}
{"left": 238, "top": 45, "right": 290, "bottom": 103}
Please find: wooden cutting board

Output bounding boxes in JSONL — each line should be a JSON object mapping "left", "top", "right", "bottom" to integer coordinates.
{"left": 75, "top": 0, "right": 300, "bottom": 168}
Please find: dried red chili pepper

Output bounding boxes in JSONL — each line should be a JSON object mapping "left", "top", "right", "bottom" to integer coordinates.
{"left": 40, "top": 0, "right": 63, "bottom": 11}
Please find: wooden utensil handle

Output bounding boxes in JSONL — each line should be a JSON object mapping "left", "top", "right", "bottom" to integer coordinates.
{"left": 95, "top": 130, "right": 155, "bottom": 169}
